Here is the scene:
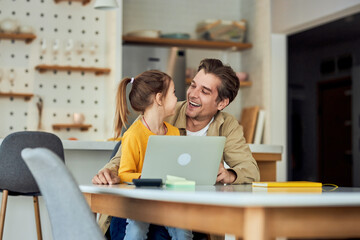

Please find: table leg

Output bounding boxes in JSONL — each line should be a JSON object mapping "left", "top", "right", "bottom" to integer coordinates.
{"left": 83, "top": 193, "right": 96, "bottom": 218}
{"left": 243, "top": 207, "right": 270, "bottom": 240}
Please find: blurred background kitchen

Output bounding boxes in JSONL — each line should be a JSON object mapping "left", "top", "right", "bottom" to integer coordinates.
{"left": 1, "top": 0, "right": 360, "bottom": 186}
{"left": 1, "top": 0, "right": 360, "bottom": 238}
{"left": 1, "top": 0, "right": 360, "bottom": 185}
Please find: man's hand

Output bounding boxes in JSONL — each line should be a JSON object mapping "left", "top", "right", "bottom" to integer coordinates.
{"left": 92, "top": 168, "right": 120, "bottom": 185}
{"left": 216, "top": 162, "right": 236, "bottom": 184}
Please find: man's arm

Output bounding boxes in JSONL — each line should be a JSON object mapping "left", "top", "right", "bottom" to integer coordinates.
{"left": 216, "top": 162, "right": 236, "bottom": 184}
{"left": 92, "top": 168, "right": 120, "bottom": 185}
{"left": 91, "top": 146, "right": 121, "bottom": 185}
{"left": 220, "top": 114, "right": 260, "bottom": 184}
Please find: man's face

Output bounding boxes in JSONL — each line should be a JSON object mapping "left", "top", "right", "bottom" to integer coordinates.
{"left": 185, "top": 69, "right": 227, "bottom": 122}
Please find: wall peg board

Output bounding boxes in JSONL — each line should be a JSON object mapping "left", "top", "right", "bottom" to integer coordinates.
{"left": 0, "top": 0, "right": 111, "bottom": 140}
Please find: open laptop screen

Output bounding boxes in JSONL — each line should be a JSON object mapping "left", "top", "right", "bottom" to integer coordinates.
{"left": 141, "top": 136, "right": 226, "bottom": 185}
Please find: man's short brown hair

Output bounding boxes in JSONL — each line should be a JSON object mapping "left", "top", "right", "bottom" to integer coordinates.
{"left": 197, "top": 58, "right": 239, "bottom": 104}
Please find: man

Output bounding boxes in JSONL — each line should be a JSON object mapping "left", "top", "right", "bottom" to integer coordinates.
{"left": 92, "top": 58, "right": 260, "bottom": 239}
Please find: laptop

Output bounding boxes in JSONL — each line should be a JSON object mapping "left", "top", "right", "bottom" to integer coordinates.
{"left": 141, "top": 135, "right": 226, "bottom": 185}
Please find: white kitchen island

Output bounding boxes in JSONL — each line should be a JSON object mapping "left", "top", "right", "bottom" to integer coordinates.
{"left": 61, "top": 140, "right": 118, "bottom": 184}
{"left": 60, "top": 140, "right": 283, "bottom": 184}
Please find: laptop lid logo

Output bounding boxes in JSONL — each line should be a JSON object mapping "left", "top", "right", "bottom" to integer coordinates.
{"left": 177, "top": 153, "right": 191, "bottom": 166}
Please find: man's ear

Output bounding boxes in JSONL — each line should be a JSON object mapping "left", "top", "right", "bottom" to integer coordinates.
{"left": 155, "top": 92, "right": 163, "bottom": 106}
{"left": 217, "top": 98, "right": 229, "bottom": 111}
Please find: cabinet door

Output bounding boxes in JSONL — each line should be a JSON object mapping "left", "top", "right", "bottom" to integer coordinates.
{"left": 352, "top": 66, "right": 360, "bottom": 187}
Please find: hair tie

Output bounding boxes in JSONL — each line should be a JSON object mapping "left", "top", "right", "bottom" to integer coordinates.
{"left": 130, "top": 77, "right": 135, "bottom": 84}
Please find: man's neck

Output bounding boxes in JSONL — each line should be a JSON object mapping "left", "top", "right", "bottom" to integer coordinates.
{"left": 186, "top": 116, "right": 212, "bottom": 132}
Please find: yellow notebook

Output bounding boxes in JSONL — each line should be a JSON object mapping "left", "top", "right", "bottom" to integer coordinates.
{"left": 252, "top": 187, "right": 323, "bottom": 194}
{"left": 252, "top": 181, "right": 322, "bottom": 188}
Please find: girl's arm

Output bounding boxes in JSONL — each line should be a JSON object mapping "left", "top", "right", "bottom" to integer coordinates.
{"left": 118, "top": 135, "right": 142, "bottom": 183}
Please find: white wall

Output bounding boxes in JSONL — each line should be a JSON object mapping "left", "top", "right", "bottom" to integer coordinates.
{"left": 105, "top": 6, "right": 122, "bottom": 138}
{"left": 240, "top": 0, "right": 272, "bottom": 143}
{"left": 270, "top": 34, "right": 287, "bottom": 181}
{"left": 272, "top": 0, "right": 360, "bottom": 34}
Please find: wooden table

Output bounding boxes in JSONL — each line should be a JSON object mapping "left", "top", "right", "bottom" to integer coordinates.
{"left": 81, "top": 184, "right": 360, "bottom": 240}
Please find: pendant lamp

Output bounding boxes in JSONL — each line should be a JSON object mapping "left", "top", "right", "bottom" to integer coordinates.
{"left": 94, "top": 0, "right": 118, "bottom": 10}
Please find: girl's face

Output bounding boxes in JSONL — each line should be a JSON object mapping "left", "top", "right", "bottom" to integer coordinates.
{"left": 163, "top": 80, "right": 177, "bottom": 117}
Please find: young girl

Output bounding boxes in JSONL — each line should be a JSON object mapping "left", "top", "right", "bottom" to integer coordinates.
{"left": 115, "top": 70, "right": 193, "bottom": 240}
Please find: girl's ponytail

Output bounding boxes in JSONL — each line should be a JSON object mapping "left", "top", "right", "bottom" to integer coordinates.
{"left": 114, "top": 77, "right": 131, "bottom": 138}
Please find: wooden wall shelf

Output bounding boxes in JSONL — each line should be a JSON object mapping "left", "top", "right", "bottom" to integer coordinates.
{"left": 0, "top": 33, "right": 36, "bottom": 44}
{"left": 240, "top": 81, "right": 252, "bottom": 87}
{"left": 123, "top": 36, "right": 252, "bottom": 51}
{"left": 35, "top": 65, "right": 111, "bottom": 76}
{"left": 54, "top": 0, "right": 90, "bottom": 5}
{"left": 0, "top": 92, "right": 34, "bottom": 101}
{"left": 52, "top": 124, "right": 92, "bottom": 131}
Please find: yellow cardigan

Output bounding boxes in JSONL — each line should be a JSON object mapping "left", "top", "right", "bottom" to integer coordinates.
{"left": 118, "top": 119, "right": 180, "bottom": 183}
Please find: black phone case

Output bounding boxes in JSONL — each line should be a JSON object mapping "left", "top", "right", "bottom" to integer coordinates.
{"left": 133, "top": 178, "right": 163, "bottom": 187}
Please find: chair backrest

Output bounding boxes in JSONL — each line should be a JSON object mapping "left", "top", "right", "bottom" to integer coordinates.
{"left": 0, "top": 131, "right": 64, "bottom": 194}
{"left": 21, "top": 148, "right": 104, "bottom": 240}
{"left": 110, "top": 141, "right": 121, "bottom": 160}
{"left": 240, "top": 106, "right": 259, "bottom": 143}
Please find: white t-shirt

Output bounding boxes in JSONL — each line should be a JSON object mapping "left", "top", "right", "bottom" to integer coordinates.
{"left": 186, "top": 117, "right": 229, "bottom": 168}
{"left": 186, "top": 117, "right": 214, "bottom": 136}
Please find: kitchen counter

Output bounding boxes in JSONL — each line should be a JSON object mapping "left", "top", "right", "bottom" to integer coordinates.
{"left": 61, "top": 140, "right": 118, "bottom": 150}
{"left": 249, "top": 144, "right": 282, "bottom": 153}
{"left": 0, "top": 139, "right": 118, "bottom": 184}
{"left": 0, "top": 139, "right": 282, "bottom": 183}
{"left": 59, "top": 141, "right": 282, "bottom": 182}
{"left": 61, "top": 140, "right": 282, "bottom": 153}
{"left": 0, "top": 139, "right": 282, "bottom": 152}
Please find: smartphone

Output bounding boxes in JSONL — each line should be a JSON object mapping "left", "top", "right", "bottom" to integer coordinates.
{"left": 132, "top": 178, "right": 163, "bottom": 187}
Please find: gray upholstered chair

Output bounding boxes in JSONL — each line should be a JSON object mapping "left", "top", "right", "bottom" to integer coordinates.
{"left": 21, "top": 147, "right": 104, "bottom": 240}
{"left": 0, "top": 131, "right": 64, "bottom": 240}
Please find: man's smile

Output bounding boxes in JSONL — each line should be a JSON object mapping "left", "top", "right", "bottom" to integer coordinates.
{"left": 189, "top": 100, "right": 201, "bottom": 107}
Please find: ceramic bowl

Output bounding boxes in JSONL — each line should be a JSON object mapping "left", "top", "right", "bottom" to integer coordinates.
{"left": 0, "top": 19, "right": 18, "bottom": 33}
{"left": 73, "top": 113, "right": 85, "bottom": 124}
{"left": 19, "top": 25, "right": 34, "bottom": 34}
{"left": 126, "top": 30, "right": 161, "bottom": 38}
